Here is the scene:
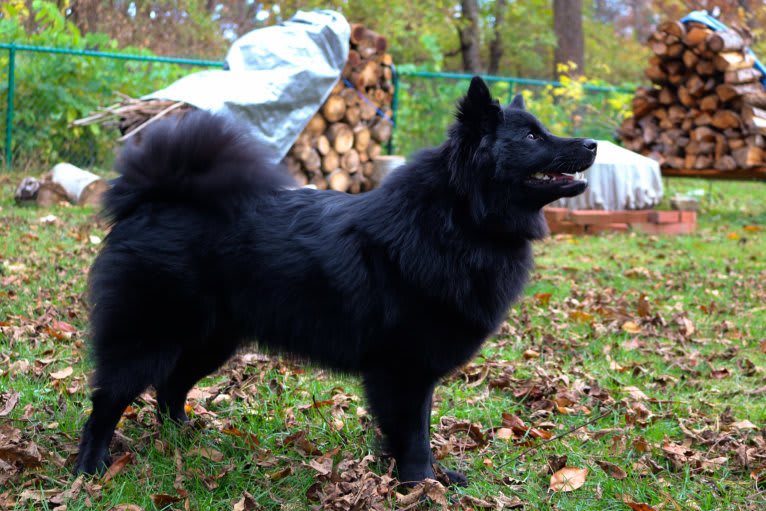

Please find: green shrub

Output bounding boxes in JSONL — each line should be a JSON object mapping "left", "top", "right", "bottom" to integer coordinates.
{"left": 392, "top": 57, "right": 633, "bottom": 156}
{"left": 0, "top": 1, "right": 214, "bottom": 171}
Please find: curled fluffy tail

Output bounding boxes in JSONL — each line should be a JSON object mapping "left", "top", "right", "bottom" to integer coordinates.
{"left": 104, "top": 110, "right": 294, "bottom": 221}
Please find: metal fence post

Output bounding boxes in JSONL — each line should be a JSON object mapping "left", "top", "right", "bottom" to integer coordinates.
{"left": 388, "top": 63, "right": 398, "bottom": 155}
{"left": 4, "top": 43, "right": 15, "bottom": 169}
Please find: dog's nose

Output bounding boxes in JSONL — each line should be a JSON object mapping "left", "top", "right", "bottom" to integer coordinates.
{"left": 583, "top": 139, "right": 597, "bottom": 153}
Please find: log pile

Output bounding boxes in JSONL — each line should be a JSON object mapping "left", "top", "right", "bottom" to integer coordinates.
{"left": 284, "top": 23, "right": 395, "bottom": 192}
{"left": 72, "top": 23, "right": 395, "bottom": 194}
{"left": 619, "top": 19, "right": 766, "bottom": 171}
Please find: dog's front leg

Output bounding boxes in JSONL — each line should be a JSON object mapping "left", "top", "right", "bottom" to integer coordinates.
{"left": 363, "top": 371, "right": 436, "bottom": 485}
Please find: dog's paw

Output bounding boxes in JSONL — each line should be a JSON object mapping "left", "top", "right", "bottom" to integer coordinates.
{"left": 431, "top": 462, "right": 468, "bottom": 487}
{"left": 73, "top": 449, "right": 113, "bottom": 476}
{"left": 157, "top": 408, "right": 189, "bottom": 424}
{"left": 442, "top": 469, "right": 468, "bottom": 487}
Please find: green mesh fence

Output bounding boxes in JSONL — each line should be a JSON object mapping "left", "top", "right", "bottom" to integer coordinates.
{"left": 0, "top": 44, "right": 221, "bottom": 172}
{"left": 1, "top": 44, "right": 633, "bottom": 172}
{"left": 391, "top": 70, "right": 634, "bottom": 157}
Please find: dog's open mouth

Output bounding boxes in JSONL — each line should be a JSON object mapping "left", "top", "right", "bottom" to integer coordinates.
{"left": 525, "top": 171, "right": 587, "bottom": 186}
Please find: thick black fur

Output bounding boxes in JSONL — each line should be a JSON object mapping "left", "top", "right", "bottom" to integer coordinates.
{"left": 75, "top": 77, "right": 596, "bottom": 485}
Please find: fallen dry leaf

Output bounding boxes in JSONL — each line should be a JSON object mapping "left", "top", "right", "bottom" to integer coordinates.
{"left": 232, "top": 491, "right": 258, "bottom": 511}
{"left": 624, "top": 386, "right": 648, "bottom": 401}
{"left": 502, "top": 413, "right": 552, "bottom": 440}
{"left": 305, "top": 457, "right": 333, "bottom": 477}
{"left": 268, "top": 465, "right": 293, "bottom": 481}
{"left": 102, "top": 452, "right": 132, "bottom": 483}
{"left": 187, "top": 447, "right": 225, "bottom": 463}
{"left": 50, "top": 474, "right": 84, "bottom": 505}
{"left": 223, "top": 428, "right": 260, "bottom": 449}
{"left": 523, "top": 349, "right": 541, "bottom": 359}
{"left": 18, "top": 488, "right": 62, "bottom": 505}
{"left": 570, "top": 310, "right": 594, "bottom": 323}
{"left": 549, "top": 466, "right": 588, "bottom": 492}
{"left": 0, "top": 391, "right": 20, "bottom": 417}
{"left": 622, "top": 493, "right": 658, "bottom": 510}
{"left": 0, "top": 441, "right": 43, "bottom": 468}
{"left": 622, "top": 321, "right": 642, "bottom": 334}
{"left": 637, "top": 293, "right": 650, "bottom": 317}
{"left": 150, "top": 494, "right": 182, "bottom": 507}
{"left": 730, "top": 419, "right": 758, "bottom": 431}
{"left": 281, "top": 429, "right": 322, "bottom": 456}
{"left": 595, "top": 460, "right": 627, "bottom": 480}
{"left": 396, "top": 479, "right": 447, "bottom": 507}
{"left": 52, "top": 319, "right": 77, "bottom": 333}
{"left": 710, "top": 368, "right": 731, "bottom": 379}
{"left": 49, "top": 366, "right": 74, "bottom": 380}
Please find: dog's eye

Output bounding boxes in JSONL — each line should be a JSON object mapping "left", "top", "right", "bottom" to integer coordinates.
{"left": 526, "top": 132, "right": 537, "bottom": 141}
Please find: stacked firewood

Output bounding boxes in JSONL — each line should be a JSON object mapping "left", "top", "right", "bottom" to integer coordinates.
{"left": 73, "top": 23, "right": 395, "bottom": 193}
{"left": 619, "top": 19, "right": 766, "bottom": 170}
{"left": 284, "top": 23, "right": 395, "bottom": 192}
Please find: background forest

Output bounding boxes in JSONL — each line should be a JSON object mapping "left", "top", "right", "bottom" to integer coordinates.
{"left": 6, "top": 0, "right": 766, "bottom": 85}
{"left": 5, "top": 1, "right": 766, "bottom": 168}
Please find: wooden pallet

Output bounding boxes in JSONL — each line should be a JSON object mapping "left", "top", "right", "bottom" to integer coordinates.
{"left": 661, "top": 167, "right": 766, "bottom": 180}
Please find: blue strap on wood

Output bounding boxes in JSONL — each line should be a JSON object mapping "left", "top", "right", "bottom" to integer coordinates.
{"left": 681, "top": 10, "right": 766, "bottom": 87}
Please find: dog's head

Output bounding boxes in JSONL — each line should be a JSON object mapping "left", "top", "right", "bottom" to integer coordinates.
{"left": 447, "top": 77, "right": 596, "bottom": 230}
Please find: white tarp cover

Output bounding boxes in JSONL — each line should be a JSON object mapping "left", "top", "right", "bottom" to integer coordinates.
{"left": 555, "top": 140, "right": 664, "bottom": 211}
{"left": 143, "top": 10, "right": 350, "bottom": 164}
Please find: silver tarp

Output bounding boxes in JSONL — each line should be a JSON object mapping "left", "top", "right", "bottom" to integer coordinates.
{"left": 554, "top": 140, "right": 663, "bottom": 210}
{"left": 144, "top": 10, "right": 350, "bottom": 164}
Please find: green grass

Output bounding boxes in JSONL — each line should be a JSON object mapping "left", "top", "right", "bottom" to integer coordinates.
{"left": 1, "top": 172, "right": 765, "bottom": 510}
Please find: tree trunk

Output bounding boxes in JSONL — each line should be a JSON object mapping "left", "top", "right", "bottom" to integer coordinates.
{"left": 630, "top": 0, "right": 652, "bottom": 46}
{"left": 553, "top": 0, "right": 584, "bottom": 78}
{"left": 488, "top": 0, "right": 507, "bottom": 75}
{"left": 459, "top": 0, "right": 482, "bottom": 73}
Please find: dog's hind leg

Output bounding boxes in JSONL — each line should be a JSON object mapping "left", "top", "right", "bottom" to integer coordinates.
{"left": 74, "top": 357, "right": 161, "bottom": 475}
{"left": 154, "top": 344, "right": 238, "bottom": 423}
{"left": 363, "top": 371, "right": 437, "bottom": 485}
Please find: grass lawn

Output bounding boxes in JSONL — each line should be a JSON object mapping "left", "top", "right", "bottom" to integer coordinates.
{"left": 1, "top": 171, "right": 765, "bottom": 510}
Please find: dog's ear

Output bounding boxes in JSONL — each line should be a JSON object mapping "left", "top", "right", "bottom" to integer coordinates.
{"left": 510, "top": 93, "right": 525, "bottom": 110}
{"left": 456, "top": 76, "right": 502, "bottom": 132}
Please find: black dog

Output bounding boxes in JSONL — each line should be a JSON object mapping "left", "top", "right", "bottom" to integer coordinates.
{"left": 74, "top": 77, "right": 595, "bottom": 484}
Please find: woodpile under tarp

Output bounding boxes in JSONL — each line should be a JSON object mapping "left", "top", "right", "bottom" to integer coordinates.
{"left": 284, "top": 23, "right": 394, "bottom": 192}
{"left": 72, "top": 23, "right": 395, "bottom": 194}
{"left": 619, "top": 18, "right": 766, "bottom": 173}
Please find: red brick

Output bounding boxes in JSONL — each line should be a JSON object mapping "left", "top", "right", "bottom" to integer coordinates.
{"left": 587, "top": 222, "right": 630, "bottom": 234}
{"left": 568, "top": 210, "right": 615, "bottom": 225}
{"left": 680, "top": 211, "right": 697, "bottom": 224}
{"left": 633, "top": 222, "right": 695, "bottom": 235}
{"left": 547, "top": 220, "right": 586, "bottom": 235}
{"left": 613, "top": 210, "right": 652, "bottom": 224}
{"left": 543, "top": 207, "right": 570, "bottom": 222}
{"left": 648, "top": 211, "right": 681, "bottom": 224}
